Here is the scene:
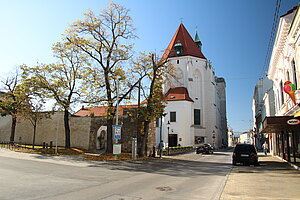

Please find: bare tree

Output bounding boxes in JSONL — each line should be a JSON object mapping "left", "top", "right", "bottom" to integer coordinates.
{"left": 0, "top": 69, "right": 30, "bottom": 143}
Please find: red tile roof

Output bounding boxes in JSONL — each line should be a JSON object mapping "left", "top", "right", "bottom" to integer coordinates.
{"left": 73, "top": 105, "right": 138, "bottom": 117}
{"left": 165, "top": 87, "right": 194, "bottom": 102}
{"left": 162, "top": 24, "right": 206, "bottom": 60}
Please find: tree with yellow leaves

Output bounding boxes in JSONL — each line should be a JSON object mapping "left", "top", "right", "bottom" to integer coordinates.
{"left": 22, "top": 38, "right": 88, "bottom": 149}
{"left": 132, "top": 52, "right": 173, "bottom": 157}
{"left": 64, "top": 2, "right": 141, "bottom": 153}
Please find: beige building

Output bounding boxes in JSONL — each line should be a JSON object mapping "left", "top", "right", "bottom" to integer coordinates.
{"left": 261, "top": 5, "right": 300, "bottom": 168}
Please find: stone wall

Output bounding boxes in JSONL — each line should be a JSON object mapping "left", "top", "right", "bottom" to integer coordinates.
{"left": 0, "top": 112, "right": 92, "bottom": 150}
{"left": 88, "top": 116, "right": 107, "bottom": 152}
{"left": 0, "top": 109, "right": 157, "bottom": 154}
{"left": 0, "top": 116, "right": 12, "bottom": 141}
{"left": 121, "top": 109, "right": 156, "bottom": 156}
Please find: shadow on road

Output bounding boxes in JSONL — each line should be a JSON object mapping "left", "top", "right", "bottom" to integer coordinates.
{"left": 231, "top": 155, "right": 300, "bottom": 175}
{"left": 87, "top": 153, "right": 232, "bottom": 178}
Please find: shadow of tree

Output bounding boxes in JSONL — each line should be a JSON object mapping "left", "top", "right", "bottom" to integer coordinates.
{"left": 87, "top": 155, "right": 232, "bottom": 178}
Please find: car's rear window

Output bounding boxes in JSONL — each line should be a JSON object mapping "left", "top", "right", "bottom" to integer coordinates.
{"left": 234, "top": 144, "right": 256, "bottom": 152}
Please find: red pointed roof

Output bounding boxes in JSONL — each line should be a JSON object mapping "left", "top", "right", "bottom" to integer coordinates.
{"left": 162, "top": 24, "right": 206, "bottom": 60}
{"left": 165, "top": 87, "right": 194, "bottom": 102}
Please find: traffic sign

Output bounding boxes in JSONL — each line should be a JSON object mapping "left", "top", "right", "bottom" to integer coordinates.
{"left": 113, "top": 125, "right": 122, "bottom": 139}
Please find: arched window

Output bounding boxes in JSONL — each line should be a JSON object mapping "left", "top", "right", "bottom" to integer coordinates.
{"left": 280, "top": 81, "right": 284, "bottom": 105}
{"left": 292, "top": 59, "right": 298, "bottom": 89}
{"left": 193, "top": 69, "right": 201, "bottom": 100}
{"left": 286, "top": 70, "right": 290, "bottom": 81}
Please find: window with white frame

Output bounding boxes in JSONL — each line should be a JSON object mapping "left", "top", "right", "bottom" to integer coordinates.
{"left": 292, "top": 59, "right": 298, "bottom": 89}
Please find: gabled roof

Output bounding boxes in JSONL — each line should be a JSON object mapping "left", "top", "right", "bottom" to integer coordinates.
{"left": 162, "top": 24, "right": 206, "bottom": 60}
{"left": 165, "top": 87, "right": 194, "bottom": 102}
{"left": 73, "top": 105, "right": 138, "bottom": 117}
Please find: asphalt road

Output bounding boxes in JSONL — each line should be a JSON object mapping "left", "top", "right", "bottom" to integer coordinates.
{"left": 0, "top": 150, "right": 232, "bottom": 200}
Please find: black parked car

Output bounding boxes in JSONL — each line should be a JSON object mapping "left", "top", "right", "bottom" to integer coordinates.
{"left": 232, "top": 143, "right": 259, "bottom": 166}
{"left": 196, "top": 144, "right": 214, "bottom": 154}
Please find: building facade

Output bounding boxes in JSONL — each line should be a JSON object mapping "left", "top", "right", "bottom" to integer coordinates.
{"left": 158, "top": 24, "right": 227, "bottom": 149}
{"left": 252, "top": 78, "right": 275, "bottom": 149}
{"left": 261, "top": 6, "right": 300, "bottom": 168}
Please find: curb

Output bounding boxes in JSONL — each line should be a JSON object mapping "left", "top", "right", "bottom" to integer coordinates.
{"left": 275, "top": 155, "right": 300, "bottom": 172}
{"left": 216, "top": 166, "right": 233, "bottom": 200}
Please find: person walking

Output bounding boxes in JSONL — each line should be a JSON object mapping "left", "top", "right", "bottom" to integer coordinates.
{"left": 262, "top": 142, "right": 268, "bottom": 155}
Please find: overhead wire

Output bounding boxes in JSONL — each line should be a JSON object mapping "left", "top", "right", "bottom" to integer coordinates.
{"left": 261, "top": 0, "right": 282, "bottom": 78}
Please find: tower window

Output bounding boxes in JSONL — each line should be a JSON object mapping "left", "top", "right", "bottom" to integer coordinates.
{"left": 170, "top": 112, "right": 176, "bottom": 122}
{"left": 194, "top": 109, "right": 201, "bottom": 125}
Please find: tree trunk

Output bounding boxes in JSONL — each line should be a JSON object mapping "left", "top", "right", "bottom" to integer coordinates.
{"left": 64, "top": 108, "right": 71, "bottom": 149}
{"left": 138, "top": 133, "right": 145, "bottom": 157}
{"left": 137, "top": 121, "right": 150, "bottom": 157}
{"left": 32, "top": 124, "right": 37, "bottom": 149}
{"left": 106, "top": 118, "right": 113, "bottom": 153}
{"left": 10, "top": 116, "right": 17, "bottom": 143}
{"left": 143, "top": 121, "right": 150, "bottom": 156}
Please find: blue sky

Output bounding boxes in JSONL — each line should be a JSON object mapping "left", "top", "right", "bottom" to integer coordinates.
{"left": 0, "top": 0, "right": 299, "bottom": 133}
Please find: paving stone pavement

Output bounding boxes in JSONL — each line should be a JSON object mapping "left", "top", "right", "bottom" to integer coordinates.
{"left": 220, "top": 153, "right": 300, "bottom": 200}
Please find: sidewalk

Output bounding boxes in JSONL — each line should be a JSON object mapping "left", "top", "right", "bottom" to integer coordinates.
{"left": 0, "top": 148, "right": 93, "bottom": 167}
{"left": 220, "top": 153, "right": 300, "bottom": 200}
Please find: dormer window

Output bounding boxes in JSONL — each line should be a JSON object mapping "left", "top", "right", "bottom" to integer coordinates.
{"left": 174, "top": 42, "right": 183, "bottom": 56}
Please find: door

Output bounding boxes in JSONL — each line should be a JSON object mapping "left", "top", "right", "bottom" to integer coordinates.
{"left": 169, "top": 134, "right": 178, "bottom": 147}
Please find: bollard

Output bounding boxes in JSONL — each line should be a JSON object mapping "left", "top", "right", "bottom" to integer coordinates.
{"left": 132, "top": 138, "right": 137, "bottom": 160}
{"left": 49, "top": 141, "right": 53, "bottom": 149}
{"left": 43, "top": 142, "right": 46, "bottom": 149}
{"left": 46, "top": 143, "right": 48, "bottom": 149}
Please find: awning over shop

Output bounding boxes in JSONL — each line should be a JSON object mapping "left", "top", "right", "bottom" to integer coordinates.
{"left": 261, "top": 116, "right": 300, "bottom": 133}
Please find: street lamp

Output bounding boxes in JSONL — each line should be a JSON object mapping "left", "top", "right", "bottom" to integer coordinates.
{"left": 167, "top": 121, "right": 170, "bottom": 155}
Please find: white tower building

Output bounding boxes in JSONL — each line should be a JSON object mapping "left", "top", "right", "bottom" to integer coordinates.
{"left": 159, "top": 24, "right": 227, "bottom": 148}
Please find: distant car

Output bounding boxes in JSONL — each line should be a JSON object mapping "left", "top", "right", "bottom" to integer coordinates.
{"left": 232, "top": 143, "right": 259, "bottom": 166}
{"left": 196, "top": 144, "right": 214, "bottom": 154}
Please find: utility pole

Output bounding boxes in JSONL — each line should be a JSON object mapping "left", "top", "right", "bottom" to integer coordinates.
{"left": 113, "top": 80, "right": 122, "bottom": 155}
{"left": 55, "top": 113, "right": 59, "bottom": 154}
{"left": 137, "top": 79, "right": 141, "bottom": 138}
{"left": 167, "top": 121, "right": 170, "bottom": 155}
{"left": 159, "top": 115, "right": 163, "bottom": 158}
{"left": 116, "top": 80, "right": 119, "bottom": 125}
